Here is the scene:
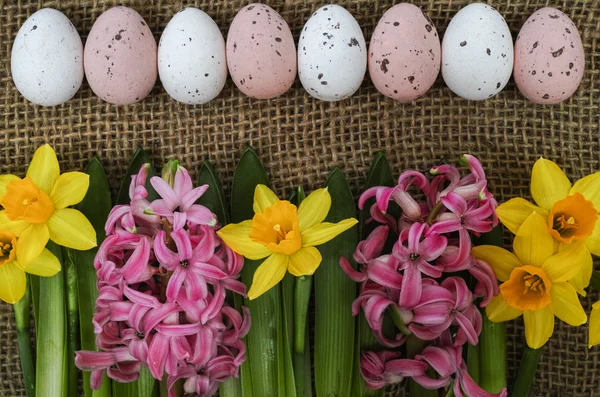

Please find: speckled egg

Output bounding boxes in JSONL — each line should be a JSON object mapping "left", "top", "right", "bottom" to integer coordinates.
{"left": 441, "top": 3, "right": 513, "bottom": 101}
{"left": 11, "top": 8, "right": 83, "bottom": 106}
{"left": 158, "top": 8, "right": 227, "bottom": 105}
{"left": 514, "top": 8, "right": 584, "bottom": 104}
{"left": 226, "top": 3, "right": 296, "bottom": 99}
{"left": 298, "top": 5, "right": 366, "bottom": 101}
{"left": 369, "top": 4, "right": 440, "bottom": 101}
{"left": 84, "top": 7, "right": 157, "bottom": 105}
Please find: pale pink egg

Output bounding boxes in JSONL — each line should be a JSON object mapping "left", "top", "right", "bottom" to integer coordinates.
{"left": 84, "top": 7, "right": 157, "bottom": 105}
{"left": 369, "top": 4, "right": 440, "bottom": 101}
{"left": 514, "top": 7, "right": 584, "bottom": 104}
{"left": 226, "top": 3, "right": 296, "bottom": 99}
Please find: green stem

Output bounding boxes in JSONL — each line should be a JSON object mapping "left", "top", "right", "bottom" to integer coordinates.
{"left": 406, "top": 335, "right": 437, "bottom": 397}
{"left": 294, "top": 275, "right": 312, "bottom": 353}
{"left": 590, "top": 270, "right": 600, "bottom": 291}
{"left": 479, "top": 311, "right": 507, "bottom": 393}
{"left": 35, "top": 242, "right": 66, "bottom": 397}
{"left": 14, "top": 278, "right": 35, "bottom": 397}
{"left": 512, "top": 345, "right": 543, "bottom": 397}
{"left": 29, "top": 275, "right": 40, "bottom": 335}
{"left": 137, "top": 366, "right": 158, "bottom": 397}
{"left": 388, "top": 306, "right": 412, "bottom": 336}
{"left": 466, "top": 343, "right": 480, "bottom": 386}
{"left": 64, "top": 248, "right": 80, "bottom": 397}
{"left": 159, "top": 378, "right": 169, "bottom": 397}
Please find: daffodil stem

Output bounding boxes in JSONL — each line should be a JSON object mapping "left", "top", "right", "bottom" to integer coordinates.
{"left": 294, "top": 275, "right": 312, "bottom": 353}
{"left": 512, "top": 345, "right": 543, "bottom": 397}
{"left": 590, "top": 270, "right": 600, "bottom": 291}
{"left": 479, "top": 310, "right": 506, "bottom": 393}
{"left": 64, "top": 248, "right": 81, "bottom": 397}
{"left": 406, "top": 334, "right": 437, "bottom": 397}
{"left": 466, "top": 343, "right": 480, "bottom": 385}
{"left": 14, "top": 279, "right": 35, "bottom": 397}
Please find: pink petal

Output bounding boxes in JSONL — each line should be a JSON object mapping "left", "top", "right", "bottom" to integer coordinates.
{"left": 454, "top": 311, "right": 479, "bottom": 345}
{"left": 154, "top": 231, "right": 179, "bottom": 270}
{"left": 121, "top": 237, "right": 153, "bottom": 284}
{"left": 174, "top": 166, "right": 194, "bottom": 199}
{"left": 429, "top": 218, "right": 462, "bottom": 234}
{"left": 367, "top": 258, "right": 403, "bottom": 289}
{"left": 150, "top": 176, "right": 178, "bottom": 208}
{"left": 398, "top": 170, "right": 430, "bottom": 194}
{"left": 186, "top": 205, "right": 217, "bottom": 226}
{"left": 172, "top": 211, "right": 187, "bottom": 231}
{"left": 419, "top": 233, "right": 448, "bottom": 262}
{"left": 385, "top": 358, "right": 428, "bottom": 377}
{"left": 416, "top": 346, "right": 457, "bottom": 377}
{"left": 408, "top": 223, "right": 427, "bottom": 252}
{"left": 412, "top": 375, "right": 451, "bottom": 390}
{"left": 184, "top": 272, "right": 208, "bottom": 301}
{"left": 355, "top": 225, "right": 389, "bottom": 263}
{"left": 105, "top": 205, "right": 131, "bottom": 235}
{"left": 398, "top": 264, "right": 422, "bottom": 309}
{"left": 180, "top": 185, "right": 209, "bottom": 212}
{"left": 122, "top": 284, "right": 161, "bottom": 309}
{"left": 191, "top": 227, "right": 216, "bottom": 262}
{"left": 171, "top": 230, "right": 193, "bottom": 261}
{"left": 441, "top": 192, "right": 467, "bottom": 215}
{"left": 147, "top": 333, "right": 170, "bottom": 379}
{"left": 459, "top": 366, "right": 508, "bottom": 397}
{"left": 143, "top": 303, "right": 181, "bottom": 335}
{"left": 166, "top": 267, "right": 187, "bottom": 302}
{"left": 221, "top": 279, "right": 247, "bottom": 297}
{"left": 392, "top": 190, "right": 422, "bottom": 220}
{"left": 363, "top": 296, "right": 394, "bottom": 331}
{"left": 90, "top": 370, "right": 105, "bottom": 390}
{"left": 340, "top": 257, "right": 367, "bottom": 283}
{"left": 191, "top": 262, "right": 228, "bottom": 280}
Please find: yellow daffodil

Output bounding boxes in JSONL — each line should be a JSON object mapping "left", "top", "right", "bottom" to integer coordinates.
{"left": 473, "top": 212, "right": 587, "bottom": 349}
{"left": 218, "top": 184, "right": 357, "bottom": 299}
{"left": 0, "top": 231, "right": 60, "bottom": 303}
{"left": 0, "top": 144, "right": 96, "bottom": 266}
{"left": 496, "top": 157, "right": 599, "bottom": 295}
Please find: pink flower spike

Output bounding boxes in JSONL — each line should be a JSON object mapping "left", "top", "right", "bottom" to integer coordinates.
{"left": 469, "top": 259, "right": 500, "bottom": 307}
{"left": 360, "top": 351, "right": 427, "bottom": 390}
{"left": 355, "top": 225, "right": 389, "bottom": 264}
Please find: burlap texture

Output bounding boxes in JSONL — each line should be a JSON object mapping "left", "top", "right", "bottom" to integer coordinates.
{"left": 0, "top": 0, "right": 599, "bottom": 396}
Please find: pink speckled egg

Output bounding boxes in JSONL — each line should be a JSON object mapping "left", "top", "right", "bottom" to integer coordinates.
{"left": 514, "top": 7, "right": 584, "bottom": 104}
{"left": 84, "top": 7, "right": 157, "bottom": 105}
{"left": 369, "top": 4, "right": 440, "bottom": 101}
{"left": 226, "top": 3, "right": 296, "bottom": 99}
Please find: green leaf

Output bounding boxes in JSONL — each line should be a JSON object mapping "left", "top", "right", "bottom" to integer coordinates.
{"left": 14, "top": 276, "right": 35, "bottom": 397}
{"left": 137, "top": 366, "right": 158, "bottom": 397}
{"left": 64, "top": 248, "right": 81, "bottom": 397}
{"left": 74, "top": 157, "right": 113, "bottom": 397}
{"left": 197, "top": 160, "right": 231, "bottom": 225}
{"left": 280, "top": 274, "right": 297, "bottom": 397}
{"left": 231, "top": 147, "right": 275, "bottom": 397}
{"left": 314, "top": 168, "right": 357, "bottom": 397}
{"left": 35, "top": 242, "right": 66, "bottom": 397}
{"left": 116, "top": 147, "right": 158, "bottom": 205}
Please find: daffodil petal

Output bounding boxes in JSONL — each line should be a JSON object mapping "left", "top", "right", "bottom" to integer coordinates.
{"left": 16, "top": 223, "right": 49, "bottom": 266}
{"left": 297, "top": 188, "right": 331, "bottom": 232}
{"left": 217, "top": 220, "right": 272, "bottom": 260}
{"left": 288, "top": 246, "right": 322, "bottom": 277}
{"left": 567, "top": 248, "right": 593, "bottom": 297}
{"left": 485, "top": 294, "right": 522, "bottom": 322}
{"left": 50, "top": 172, "right": 90, "bottom": 209}
{"left": 496, "top": 198, "right": 547, "bottom": 235}
{"left": 523, "top": 306, "right": 554, "bottom": 349}
{"left": 0, "top": 174, "right": 20, "bottom": 200}
{"left": 472, "top": 245, "right": 522, "bottom": 282}
{"left": 26, "top": 144, "right": 60, "bottom": 194}
{"left": 588, "top": 301, "right": 600, "bottom": 348}
{"left": 301, "top": 218, "right": 358, "bottom": 247}
{"left": 531, "top": 157, "right": 571, "bottom": 211}
{"left": 584, "top": 217, "right": 600, "bottom": 257}
{"left": 47, "top": 209, "right": 97, "bottom": 250}
{"left": 542, "top": 242, "right": 587, "bottom": 283}
{"left": 550, "top": 282, "right": 587, "bottom": 326}
{"left": 247, "top": 253, "right": 288, "bottom": 300}
{"left": 253, "top": 185, "right": 279, "bottom": 214}
{"left": 0, "top": 262, "right": 26, "bottom": 304}
{"left": 513, "top": 212, "right": 554, "bottom": 268}
{"left": 21, "top": 248, "right": 61, "bottom": 277}
{"left": 570, "top": 172, "right": 600, "bottom": 212}
{"left": 0, "top": 211, "right": 29, "bottom": 236}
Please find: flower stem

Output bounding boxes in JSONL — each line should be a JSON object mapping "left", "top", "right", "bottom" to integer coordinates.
{"left": 294, "top": 275, "right": 312, "bottom": 353}
{"left": 14, "top": 278, "right": 35, "bottom": 397}
{"left": 466, "top": 342, "right": 480, "bottom": 385}
{"left": 389, "top": 306, "right": 412, "bottom": 336}
{"left": 406, "top": 334, "right": 437, "bottom": 397}
{"left": 64, "top": 248, "right": 81, "bottom": 397}
{"left": 426, "top": 201, "right": 445, "bottom": 225}
{"left": 479, "top": 310, "right": 507, "bottom": 393}
{"left": 512, "top": 345, "right": 543, "bottom": 397}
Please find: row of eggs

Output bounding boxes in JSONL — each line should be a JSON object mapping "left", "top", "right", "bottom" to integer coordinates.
{"left": 11, "top": 3, "right": 585, "bottom": 107}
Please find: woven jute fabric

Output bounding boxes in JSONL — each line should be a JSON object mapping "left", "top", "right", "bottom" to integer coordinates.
{"left": 1, "top": 0, "right": 599, "bottom": 396}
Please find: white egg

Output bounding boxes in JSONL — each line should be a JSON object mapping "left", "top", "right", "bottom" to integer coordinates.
{"left": 158, "top": 8, "right": 227, "bottom": 105}
{"left": 298, "top": 5, "right": 366, "bottom": 101}
{"left": 441, "top": 3, "right": 513, "bottom": 101}
{"left": 11, "top": 8, "right": 84, "bottom": 106}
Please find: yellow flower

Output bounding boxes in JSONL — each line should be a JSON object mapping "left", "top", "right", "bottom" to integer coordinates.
{"left": 496, "top": 158, "right": 600, "bottom": 295}
{"left": 0, "top": 231, "right": 60, "bottom": 303}
{"left": 0, "top": 144, "right": 96, "bottom": 266}
{"left": 218, "top": 185, "right": 357, "bottom": 299}
{"left": 473, "top": 212, "right": 587, "bottom": 349}
{"left": 589, "top": 301, "right": 600, "bottom": 348}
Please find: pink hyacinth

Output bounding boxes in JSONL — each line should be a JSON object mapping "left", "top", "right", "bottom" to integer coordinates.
{"left": 76, "top": 163, "right": 249, "bottom": 397}
{"left": 341, "top": 155, "right": 503, "bottom": 395}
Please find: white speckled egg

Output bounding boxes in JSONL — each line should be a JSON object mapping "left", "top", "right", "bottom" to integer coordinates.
{"left": 369, "top": 4, "right": 440, "bottom": 101}
{"left": 298, "top": 5, "right": 366, "bottom": 101}
{"left": 441, "top": 3, "right": 513, "bottom": 101}
{"left": 158, "top": 8, "right": 227, "bottom": 105}
{"left": 226, "top": 3, "right": 297, "bottom": 100}
{"left": 11, "top": 8, "right": 84, "bottom": 106}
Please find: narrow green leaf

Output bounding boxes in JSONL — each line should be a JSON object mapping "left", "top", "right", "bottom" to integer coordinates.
{"left": 294, "top": 330, "right": 313, "bottom": 397}
{"left": 280, "top": 274, "right": 297, "bottom": 397}
{"left": 231, "top": 147, "right": 276, "bottom": 397}
{"left": 466, "top": 343, "right": 480, "bottom": 385}
{"left": 30, "top": 275, "right": 40, "bottom": 335}
{"left": 353, "top": 152, "right": 396, "bottom": 397}
{"left": 14, "top": 277, "right": 35, "bottom": 397}
{"left": 64, "top": 248, "right": 81, "bottom": 397}
{"left": 116, "top": 147, "right": 158, "bottom": 205}
{"left": 197, "top": 160, "right": 231, "bottom": 225}
{"left": 35, "top": 242, "right": 66, "bottom": 397}
{"left": 137, "top": 366, "right": 158, "bottom": 397}
{"left": 474, "top": 226, "right": 507, "bottom": 394}
{"left": 314, "top": 168, "right": 357, "bottom": 397}
{"left": 113, "top": 381, "right": 138, "bottom": 397}
{"left": 74, "top": 157, "right": 113, "bottom": 397}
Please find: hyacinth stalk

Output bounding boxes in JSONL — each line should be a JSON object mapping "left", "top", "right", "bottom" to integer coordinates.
{"left": 14, "top": 276, "right": 35, "bottom": 397}
{"left": 474, "top": 226, "right": 507, "bottom": 394}
{"left": 74, "top": 157, "right": 113, "bottom": 397}
{"left": 314, "top": 168, "right": 357, "bottom": 397}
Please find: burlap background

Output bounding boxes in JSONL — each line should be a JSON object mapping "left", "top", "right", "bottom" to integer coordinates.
{"left": 0, "top": 0, "right": 599, "bottom": 396}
